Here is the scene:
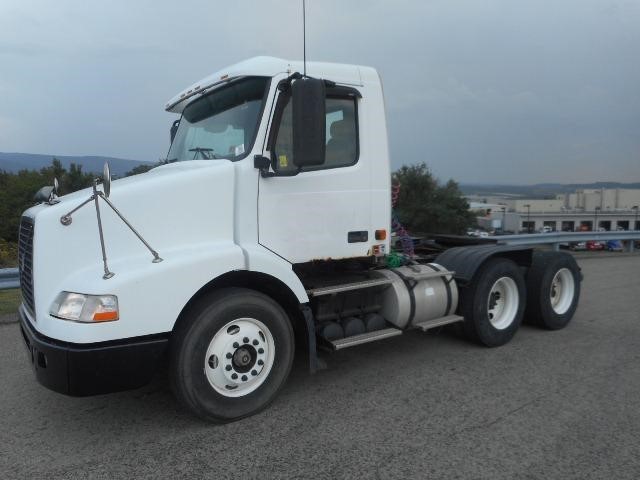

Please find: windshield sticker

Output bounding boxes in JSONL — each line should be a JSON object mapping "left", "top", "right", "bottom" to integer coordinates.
{"left": 279, "top": 155, "right": 288, "bottom": 168}
{"left": 234, "top": 144, "right": 245, "bottom": 156}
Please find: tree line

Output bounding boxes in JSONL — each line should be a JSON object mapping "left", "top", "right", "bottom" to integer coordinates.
{"left": 0, "top": 159, "right": 473, "bottom": 267}
{"left": 0, "top": 159, "right": 154, "bottom": 266}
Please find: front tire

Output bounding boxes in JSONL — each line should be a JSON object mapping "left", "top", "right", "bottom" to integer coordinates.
{"left": 458, "top": 258, "right": 526, "bottom": 347}
{"left": 170, "top": 288, "right": 294, "bottom": 422}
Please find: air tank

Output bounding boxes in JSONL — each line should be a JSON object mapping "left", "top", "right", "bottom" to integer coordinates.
{"left": 372, "top": 263, "right": 458, "bottom": 329}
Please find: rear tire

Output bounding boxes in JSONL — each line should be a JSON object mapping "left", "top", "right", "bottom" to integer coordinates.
{"left": 525, "top": 251, "right": 581, "bottom": 330}
{"left": 170, "top": 288, "right": 294, "bottom": 422}
{"left": 458, "top": 258, "right": 526, "bottom": 347}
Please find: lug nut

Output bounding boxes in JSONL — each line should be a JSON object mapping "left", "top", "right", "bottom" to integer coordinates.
{"left": 258, "top": 359, "right": 264, "bottom": 366}
{"left": 258, "top": 348, "right": 264, "bottom": 354}
{"left": 225, "top": 365, "right": 232, "bottom": 371}
{"left": 252, "top": 339, "right": 259, "bottom": 346}
{"left": 251, "top": 370, "right": 257, "bottom": 376}
{"left": 233, "top": 342, "right": 239, "bottom": 348}
{"left": 231, "top": 373, "right": 238, "bottom": 380}
{"left": 226, "top": 353, "right": 232, "bottom": 359}
{"left": 243, "top": 337, "right": 249, "bottom": 343}
{"left": 241, "top": 375, "right": 248, "bottom": 382}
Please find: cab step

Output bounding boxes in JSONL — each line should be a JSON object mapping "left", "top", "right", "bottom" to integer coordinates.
{"left": 327, "top": 327, "right": 402, "bottom": 351}
{"left": 414, "top": 314, "right": 464, "bottom": 332}
{"left": 306, "top": 278, "right": 393, "bottom": 297}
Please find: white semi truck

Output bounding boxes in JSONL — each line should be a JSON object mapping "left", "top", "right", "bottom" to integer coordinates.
{"left": 18, "top": 57, "right": 581, "bottom": 422}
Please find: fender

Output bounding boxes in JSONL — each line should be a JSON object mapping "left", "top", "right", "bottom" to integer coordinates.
{"left": 435, "top": 244, "right": 533, "bottom": 285}
{"left": 35, "top": 242, "right": 246, "bottom": 343}
{"left": 242, "top": 244, "right": 309, "bottom": 303}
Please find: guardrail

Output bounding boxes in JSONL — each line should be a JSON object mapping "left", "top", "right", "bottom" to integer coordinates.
{"left": 0, "top": 268, "right": 19, "bottom": 291}
{"left": 488, "top": 230, "right": 640, "bottom": 252}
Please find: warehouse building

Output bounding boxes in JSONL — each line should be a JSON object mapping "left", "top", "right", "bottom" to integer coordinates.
{"left": 472, "top": 188, "right": 640, "bottom": 233}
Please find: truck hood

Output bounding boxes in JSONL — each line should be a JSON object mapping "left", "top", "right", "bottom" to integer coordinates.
{"left": 48, "top": 160, "right": 228, "bottom": 204}
{"left": 23, "top": 160, "right": 237, "bottom": 316}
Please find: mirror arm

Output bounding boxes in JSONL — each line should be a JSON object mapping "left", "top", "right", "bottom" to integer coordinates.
{"left": 254, "top": 155, "right": 276, "bottom": 178}
{"left": 254, "top": 155, "right": 302, "bottom": 178}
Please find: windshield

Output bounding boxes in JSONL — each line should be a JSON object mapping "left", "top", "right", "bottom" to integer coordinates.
{"left": 167, "top": 76, "right": 269, "bottom": 161}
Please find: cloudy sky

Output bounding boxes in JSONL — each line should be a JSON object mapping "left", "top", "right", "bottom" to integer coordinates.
{"left": 0, "top": 0, "right": 638, "bottom": 183}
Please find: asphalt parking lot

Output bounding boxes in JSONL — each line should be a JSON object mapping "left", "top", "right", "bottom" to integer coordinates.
{"left": 1, "top": 255, "right": 640, "bottom": 479}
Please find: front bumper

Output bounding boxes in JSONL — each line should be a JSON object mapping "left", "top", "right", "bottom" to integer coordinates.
{"left": 19, "top": 307, "right": 169, "bottom": 396}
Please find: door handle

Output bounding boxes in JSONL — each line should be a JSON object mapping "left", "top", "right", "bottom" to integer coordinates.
{"left": 348, "top": 231, "right": 368, "bottom": 243}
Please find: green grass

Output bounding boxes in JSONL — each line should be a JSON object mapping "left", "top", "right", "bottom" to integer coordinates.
{"left": 0, "top": 289, "right": 21, "bottom": 316}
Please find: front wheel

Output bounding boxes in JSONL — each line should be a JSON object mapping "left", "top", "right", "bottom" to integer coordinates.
{"left": 170, "top": 288, "right": 294, "bottom": 422}
{"left": 458, "top": 258, "right": 526, "bottom": 347}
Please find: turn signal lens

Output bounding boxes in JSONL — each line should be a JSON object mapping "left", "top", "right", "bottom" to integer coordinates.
{"left": 92, "top": 311, "right": 119, "bottom": 322}
{"left": 375, "top": 229, "right": 387, "bottom": 240}
{"left": 50, "top": 292, "right": 119, "bottom": 323}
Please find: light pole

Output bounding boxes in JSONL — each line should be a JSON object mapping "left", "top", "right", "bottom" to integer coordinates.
{"left": 523, "top": 204, "right": 531, "bottom": 233}
{"left": 594, "top": 206, "right": 600, "bottom": 231}
{"left": 633, "top": 206, "right": 639, "bottom": 231}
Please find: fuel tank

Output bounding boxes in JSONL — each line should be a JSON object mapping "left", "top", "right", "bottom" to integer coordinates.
{"left": 372, "top": 263, "right": 458, "bottom": 329}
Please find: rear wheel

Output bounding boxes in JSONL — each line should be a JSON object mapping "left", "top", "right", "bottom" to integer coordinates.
{"left": 170, "top": 288, "right": 294, "bottom": 422}
{"left": 526, "top": 251, "right": 581, "bottom": 330}
{"left": 458, "top": 258, "right": 526, "bottom": 347}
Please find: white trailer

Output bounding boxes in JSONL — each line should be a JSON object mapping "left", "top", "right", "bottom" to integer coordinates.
{"left": 18, "top": 57, "right": 581, "bottom": 422}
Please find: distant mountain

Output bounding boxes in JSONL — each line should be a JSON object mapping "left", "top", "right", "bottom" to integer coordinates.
{"left": 461, "top": 182, "right": 640, "bottom": 199}
{"left": 0, "top": 152, "right": 154, "bottom": 177}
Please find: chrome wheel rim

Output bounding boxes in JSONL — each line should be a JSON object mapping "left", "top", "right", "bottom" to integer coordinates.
{"left": 550, "top": 268, "right": 575, "bottom": 314}
{"left": 204, "top": 318, "right": 275, "bottom": 397}
{"left": 487, "top": 276, "right": 519, "bottom": 330}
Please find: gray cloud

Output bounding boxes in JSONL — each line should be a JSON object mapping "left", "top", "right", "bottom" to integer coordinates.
{"left": 0, "top": 0, "right": 638, "bottom": 183}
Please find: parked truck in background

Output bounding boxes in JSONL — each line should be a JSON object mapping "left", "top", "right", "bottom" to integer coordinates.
{"left": 18, "top": 57, "right": 582, "bottom": 422}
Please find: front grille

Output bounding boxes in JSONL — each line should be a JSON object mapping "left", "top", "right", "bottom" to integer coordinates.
{"left": 18, "top": 217, "right": 35, "bottom": 316}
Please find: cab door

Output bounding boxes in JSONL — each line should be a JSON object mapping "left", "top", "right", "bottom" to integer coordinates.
{"left": 257, "top": 84, "right": 374, "bottom": 264}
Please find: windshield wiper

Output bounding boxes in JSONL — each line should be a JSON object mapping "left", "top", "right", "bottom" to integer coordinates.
{"left": 189, "top": 147, "right": 215, "bottom": 160}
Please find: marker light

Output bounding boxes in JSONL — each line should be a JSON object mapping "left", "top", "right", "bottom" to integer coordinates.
{"left": 50, "top": 292, "right": 119, "bottom": 323}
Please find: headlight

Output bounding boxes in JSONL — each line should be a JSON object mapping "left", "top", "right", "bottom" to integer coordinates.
{"left": 50, "top": 292, "right": 119, "bottom": 323}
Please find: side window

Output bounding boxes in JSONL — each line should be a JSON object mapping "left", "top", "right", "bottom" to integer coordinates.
{"left": 325, "top": 98, "right": 357, "bottom": 168}
{"left": 272, "top": 95, "right": 358, "bottom": 172}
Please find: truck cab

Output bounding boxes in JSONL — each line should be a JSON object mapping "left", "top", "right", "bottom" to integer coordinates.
{"left": 18, "top": 57, "right": 582, "bottom": 422}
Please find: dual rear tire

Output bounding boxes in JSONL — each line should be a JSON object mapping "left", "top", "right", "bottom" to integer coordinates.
{"left": 526, "top": 251, "right": 581, "bottom": 330}
{"left": 459, "top": 258, "right": 526, "bottom": 347}
{"left": 459, "top": 252, "right": 581, "bottom": 347}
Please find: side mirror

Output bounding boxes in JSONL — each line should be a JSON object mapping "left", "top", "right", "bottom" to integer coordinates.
{"left": 170, "top": 119, "right": 180, "bottom": 144}
{"left": 291, "top": 77, "right": 326, "bottom": 167}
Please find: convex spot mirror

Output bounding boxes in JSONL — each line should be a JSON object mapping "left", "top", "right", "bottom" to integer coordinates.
{"left": 291, "top": 77, "right": 326, "bottom": 168}
{"left": 103, "top": 162, "right": 111, "bottom": 198}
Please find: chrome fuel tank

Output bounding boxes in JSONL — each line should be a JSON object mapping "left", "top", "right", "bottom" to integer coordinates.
{"left": 372, "top": 264, "right": 458, "bottom": 329}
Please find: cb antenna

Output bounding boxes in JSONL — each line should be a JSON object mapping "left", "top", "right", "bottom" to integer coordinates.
{"left": 303, "top": 0, "right": 307, "bottom": 77}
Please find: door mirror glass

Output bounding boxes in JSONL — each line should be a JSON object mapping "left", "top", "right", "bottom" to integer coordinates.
{"left": 291, "top": 78, "right": 326, "bottom": 167}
